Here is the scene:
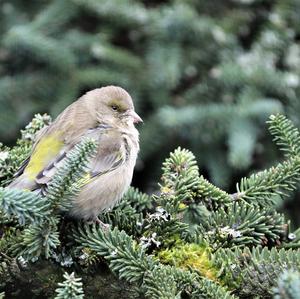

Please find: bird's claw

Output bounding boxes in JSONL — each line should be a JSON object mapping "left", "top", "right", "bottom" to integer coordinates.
{"left": 87, "top": 217, "right": 110, "bottom": 232}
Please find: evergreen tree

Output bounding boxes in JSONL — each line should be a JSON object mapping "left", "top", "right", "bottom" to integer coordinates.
{"left": 1, "top": 0, "right": 300, "bottom": 191}
{"left": 1, "top": 113, "right": 300, "bottom": 298}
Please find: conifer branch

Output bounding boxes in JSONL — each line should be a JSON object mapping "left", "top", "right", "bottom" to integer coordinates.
{"left": 54, "top": 272, "right": 84, "bottom": 299}
{"left": 46, "top": 138, "right": 97, "bottom": 210}
{"left": 197, "top": 175, "right": 232, "bottom": 208}
{"left": 160, "top": 147, "right": 233, "bottom": 210}
{"left": 0, "top": 187, "right": 50, "bottom": 225}
{"left": 160, "top": 147, "right": 200, "bottom": 213}
{"left": 273, "top": 269, "right": 300, "bottom": 299}
{"left": 201, "top": 202, "right": 286, "bottom": 248}
{"left": 214, "top": 247, "right": 300, "bottom": 297}
{"left": 73, "top": 225, "right": 235, "bottom": 298}
{"left": 0, "top": 114, "right": 51, "bottom": 186}
{"left": 236, "top": 156, "right": 300, "bottom": 206}
{"left": 12, "top": 217, "right": 60, "bottom": 262}
{"left": 74, "top": 225, "right": 157, "bottom": 284}
{"left": 100, "top": 187, "right": 153, "bottom": 236}
{"left": 268, "top": 114, "right": 300, "bottom": 157}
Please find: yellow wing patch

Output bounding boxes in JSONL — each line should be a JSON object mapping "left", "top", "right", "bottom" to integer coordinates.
{"left": 25, "top": 133, "right": 64, "bottom": 180}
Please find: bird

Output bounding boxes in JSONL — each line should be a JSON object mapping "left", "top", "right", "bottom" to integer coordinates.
{"left": 8, "top": 86, "right": 142, "bottom": 224}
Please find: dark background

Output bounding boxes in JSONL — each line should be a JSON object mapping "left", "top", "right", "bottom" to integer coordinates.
{"left": 1, "top": 0, "right": 300, "bottom": 225}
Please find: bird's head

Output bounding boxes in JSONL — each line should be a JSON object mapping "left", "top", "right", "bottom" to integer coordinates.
{"left": 86, "top": 86, "right": 142, "bottom": 128}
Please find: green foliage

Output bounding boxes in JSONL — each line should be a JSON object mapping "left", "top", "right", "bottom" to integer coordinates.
{"left": 0, "top": 187, "right": 50, "bottom": 225}
{"left": 160, "top": 147, "right": 200, "bottom": 214}
{"left": 100, "top": 187, "right": 152, "bottom": 236}
{"left": 200, "top": 202, "right": 287, "bottom": 248}
{"left": 236, "top": 155, "right": 300, "bottom": 206}
{"left": 2, "top": 113, "right": 300, "bottom": 298}
{"left": 273, "top": 269, "right": 300, "bottom": 299}
{"left": 189, "top": 277, "right": 236, "bottom": 299}
{"left": 142, "top": 266, "right": 179, "bottom": 299}
{"left": 46, "top": 138, "right": 97, "bottom": 211}
{"left": 284, "top": 226, "right": 300, "bottom": 249}
{"left": 197, "top": 175, "right": 232, "bottom": 209}
{"left": 12, "top": 218, "right": 60, "bottom": 262}
{"left": 268, "top": 114, "right": 300, "bottom": 158}
{"left": 74, "top": 225, "right": 234, "bottom": 299}
{"left": 214, "top": 247, "right": 300, "bottom": 298}
{"left": 54, "top": 272, "right": 84, "bottom": 299}
{"left": 159, "top": 147, "right": 232, "bottom": 211}
{"left": 74, "top": 225, "right": 157, "bottom": 284}
{"left": 2, "top": 1, "right": 300, "bottom": 297}
{"left": 0, "top": 131, "right": 98, "bottom": 262}
{"left": 0, "top": 114, "right": 51, "bottom": 187}
{"left": 3, "top": 0, "right": 300, "bottom": 193}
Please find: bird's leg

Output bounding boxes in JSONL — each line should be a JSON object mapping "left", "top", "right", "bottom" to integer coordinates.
{"left": 87, "top": 217, "right": 110, "bottom": 232}
{"left": 95, "top": 217, "right": 110, "bottom": 231}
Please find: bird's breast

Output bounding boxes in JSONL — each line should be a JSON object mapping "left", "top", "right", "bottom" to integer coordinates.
{"left": 69, "top": 129, "right": 139, "bottom": 220}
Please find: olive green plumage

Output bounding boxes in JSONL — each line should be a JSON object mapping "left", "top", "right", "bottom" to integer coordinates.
{"left": 9, "top": 86, "right": 142, "bottom": 220}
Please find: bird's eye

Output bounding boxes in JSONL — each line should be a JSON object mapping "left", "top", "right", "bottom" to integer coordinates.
{"left": 111, "top": 105, "right": 118, "bottom": 111}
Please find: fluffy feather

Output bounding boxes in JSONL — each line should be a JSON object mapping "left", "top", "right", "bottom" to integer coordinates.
{"left": 9, "top": 86, "right": 141, "bottom": 220}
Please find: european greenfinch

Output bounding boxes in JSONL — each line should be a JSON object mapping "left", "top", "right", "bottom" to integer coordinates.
{"left": 9, "top": 86, "right": 142, "bottom": 222}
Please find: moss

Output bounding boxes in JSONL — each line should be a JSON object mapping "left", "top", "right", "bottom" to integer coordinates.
{"left": 157, "top": 241, "right": 218, "bottom": 281}
{"left": 178, "top": 202, "right": 187, "bottom": 211}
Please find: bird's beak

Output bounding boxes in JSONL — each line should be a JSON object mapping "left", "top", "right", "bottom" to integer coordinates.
{"left": 129, "top": 110, "right": 143, "bottom": 124}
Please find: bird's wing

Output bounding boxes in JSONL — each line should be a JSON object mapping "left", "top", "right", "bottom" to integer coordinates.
{"left": 23, "top": 130, "right": 65, "bottom": 183}
{"left": 10, "top": 99, "right": 96, "bottom": 189}
{"left": 9, "top": 125, "right": 65, "bottom": 190}
{"left": 13, "top": 125, "right": 50, "bottom": 178}
{"left": 81, "top": 127, "right": 127, "bottom": 181}
{"left": 34, "top": 127, "right": 126, "bottom": 186}
{"left": 89, "top": 134, "right": 126, "bottom": 178}
{"left": 35, "top": 147, "right": 70, "bottom": 185}
{"left": 13, "top": 156, "right": 30, "bottom": 178}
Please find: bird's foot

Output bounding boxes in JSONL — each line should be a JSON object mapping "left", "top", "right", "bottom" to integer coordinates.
{"left": 95, "top": 217, "right": 110, "bottom": 232}
{"left": 87, "top": 217, "right": 110, "bottom": 232}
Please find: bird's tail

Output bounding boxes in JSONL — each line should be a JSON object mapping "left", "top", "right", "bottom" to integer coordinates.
{"left": 8, "top": 174, "right": 38, "bottom": 191}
